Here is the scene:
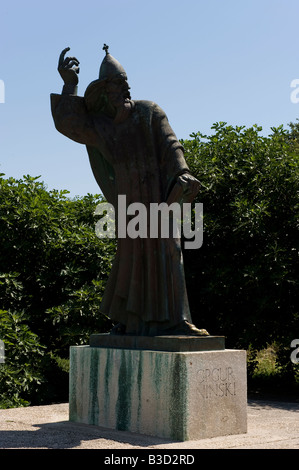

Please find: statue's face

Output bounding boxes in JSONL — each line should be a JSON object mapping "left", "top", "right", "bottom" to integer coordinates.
{"left": 106, "top": 76, "right": 131, "bottom": 107}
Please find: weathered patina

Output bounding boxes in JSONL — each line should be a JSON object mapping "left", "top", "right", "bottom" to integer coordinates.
{"left": 51, "top": 45, "right": 208, "bottom": 336}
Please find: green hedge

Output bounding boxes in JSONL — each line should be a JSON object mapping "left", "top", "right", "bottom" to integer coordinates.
{"left": 182, "top": 123, "right": 298, "bottom": 351}
{"left": 0, "top": 121, "right": 298, "bottom": 406}
{"left": 0, "top": 176, "right": 115, "bottom": 406}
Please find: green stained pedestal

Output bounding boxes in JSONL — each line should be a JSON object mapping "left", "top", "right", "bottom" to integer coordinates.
{"left": 69, "top": 341, "right": 247, "bottom": 441}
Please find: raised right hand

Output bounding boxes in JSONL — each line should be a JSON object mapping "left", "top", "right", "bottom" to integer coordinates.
{"left": 58, "top": 47, "right": 80, "bottom": 85}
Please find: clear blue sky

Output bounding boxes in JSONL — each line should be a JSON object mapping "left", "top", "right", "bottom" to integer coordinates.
{"left": 1, "top": 0, "right": 299, "bottom": 197}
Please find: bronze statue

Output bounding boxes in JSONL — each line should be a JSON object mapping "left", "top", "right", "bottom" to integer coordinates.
{"left": 51, "top": 45, "right": 208, "bottom": 337}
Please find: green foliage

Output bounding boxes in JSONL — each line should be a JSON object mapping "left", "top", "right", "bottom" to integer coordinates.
{"left": 287, "top": 118, "right": 299, "bottom": 154}
{"left": 47, "top": 278, "right": 112, "bottom": 357}
{"left": 0, "top": 175, "right": 116, "bottom": 406}
{"left": 0, "top": 120, "right": 298, "bottom": 405}
{"left": 0, "top": 310, "right": 45, "bottom": 408}
{"left": 182, "top": 122, "right": 298, "bottom": 352}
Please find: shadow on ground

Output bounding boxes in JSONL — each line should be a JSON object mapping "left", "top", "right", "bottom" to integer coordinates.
{"left": 0, "top": 419, "right": 178, "bottom": 449}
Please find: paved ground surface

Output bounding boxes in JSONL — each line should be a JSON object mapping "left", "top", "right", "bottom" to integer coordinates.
{"left": 0, "top": 399, "right": 298, "bottom": 449}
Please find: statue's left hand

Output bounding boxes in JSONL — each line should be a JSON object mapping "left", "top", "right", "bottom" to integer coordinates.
{"left": 167, "top": 173, "right": 200, "bottom": 205}
{"left": 58, "top": 47, "right": 80, "bottom": 86}
{"left": 178, "top": 173, "right": 201, "bottom": 203}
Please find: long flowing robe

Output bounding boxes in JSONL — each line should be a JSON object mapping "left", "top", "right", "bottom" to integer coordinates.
{"left": 50, "top": 93, "right": 195, "bottom": 334}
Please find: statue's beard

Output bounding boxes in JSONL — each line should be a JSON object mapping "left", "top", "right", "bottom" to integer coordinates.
{"left": 108, "top": 88, "right": 131, "bottom": 108}
{"left": 124, "top": 89, "right": 131, "bottom": 101}
{"left": 92, "top": 88, "right": 131, "bottom": 116}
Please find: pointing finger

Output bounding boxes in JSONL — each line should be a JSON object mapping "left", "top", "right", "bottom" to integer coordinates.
{"left": 58, "top": 47, "right": 70, "bottom": 67}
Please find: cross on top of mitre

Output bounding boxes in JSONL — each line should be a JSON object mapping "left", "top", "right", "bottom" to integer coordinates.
{"left": 103, "top": 44, "right": 109, "bottom": 55}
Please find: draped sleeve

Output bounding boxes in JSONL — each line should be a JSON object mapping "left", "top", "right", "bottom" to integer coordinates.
{"left": 151, "top": 103, "right": 193, "bottom": 201}
{"left": 50, "top": 93, "right": 116, "bottom": 204}
{"left": 50, "top": 93, "right": 98, "bottom": 147}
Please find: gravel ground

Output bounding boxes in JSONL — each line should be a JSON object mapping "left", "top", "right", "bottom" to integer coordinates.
{"left": 0, "top": 399, "right": 298, "bottom": 450}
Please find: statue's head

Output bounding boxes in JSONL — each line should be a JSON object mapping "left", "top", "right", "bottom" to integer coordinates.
{"left": 84, "top": 45, "right": 131, "bottom": 113}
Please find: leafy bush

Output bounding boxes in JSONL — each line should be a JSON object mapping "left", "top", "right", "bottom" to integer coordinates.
{"left": 182, "top": 123, "right": 298, "bottom": 352}
{"left": 47, "top": 278, "right": 112, "bottom": 357}
{"left": 0, "top": 120, "right": 298, "bottom": 405}
{"left": 0, "top": 310, "right": 44, "bottom": 408}
{"left": 0, "top": 174, "right": 115, "bottom": 406}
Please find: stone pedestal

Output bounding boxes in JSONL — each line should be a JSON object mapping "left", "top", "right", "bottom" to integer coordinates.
{"left": 69, "top": 336, "right": 247, "bottom": 441}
